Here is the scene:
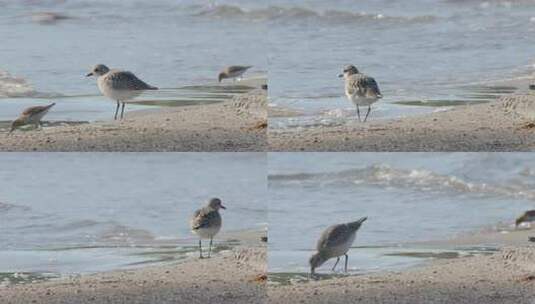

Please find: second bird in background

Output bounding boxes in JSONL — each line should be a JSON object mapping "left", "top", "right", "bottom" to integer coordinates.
{"left": 218, "top": 65, "right": 253, "bottom": 82}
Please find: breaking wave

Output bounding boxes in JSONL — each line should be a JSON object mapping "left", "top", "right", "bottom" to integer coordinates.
{"left": 269, "top": 164, "right": 535, "bottom": 200}
{"left": 0, "top": 70, "right": 36, "bottom": 98}
{"left": 191, "top": 4, "right": 437, "bottom": 25}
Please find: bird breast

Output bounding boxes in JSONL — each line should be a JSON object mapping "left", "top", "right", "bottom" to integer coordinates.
{"left": 97, "top": 75, "right": 142, "bottom": 101}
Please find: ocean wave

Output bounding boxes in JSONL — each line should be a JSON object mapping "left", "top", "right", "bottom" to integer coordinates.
{"left": 191, "top": 5, "right": 437, "bottom": 25}
{"left": 0, "top": 201, "right": 29, "bottom": 212}
{"left": 269, "top": 164, "right": 535, "bottom": 200}
{"left": 30, "top": 12, "right": 71, "bottom": 24}
{"left": 97, "top": 223, "right": 156, "bottom": 246}
{"left": 0, "top": 70, "right": 36, "bottom": 98}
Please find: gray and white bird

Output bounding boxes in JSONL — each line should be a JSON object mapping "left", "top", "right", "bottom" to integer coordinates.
{"left": 339, "top": 65, "right": 382, "bottom": 122}
{"left": 190, "top": 198, "right": 226, "bottom": 258}
{"left": 309, "top": 217, "right": 367, "bottom": 276}
{"left": 218, "top": 65, "right": 252, "bottom": 82}
{"left": 9, "top": 103, "right": 55, "bottom": 134}
{"left": 86, "top": 64, "right": 157, "bottom": 120}
{"left": 516, "top": 210, "right": 535, "bottom": 228}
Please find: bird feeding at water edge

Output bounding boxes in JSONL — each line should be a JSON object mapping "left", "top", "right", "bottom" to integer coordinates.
{"left": 309, "top": 217, "right": 367, "bottom": 277}
{"left": 218, "top": 65, "right": 253, "bottom": 82}
{"left": 516, "top": 210, "right": 535, "bottom": 228}
{"left": 8, "top": 103, "right": 55, "bottom": 135}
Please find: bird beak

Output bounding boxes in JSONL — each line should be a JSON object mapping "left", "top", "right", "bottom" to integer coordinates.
{"left": 338, "top": 74, "right": 344, "bottom": 78}
{"left": 220, "top": 204, "right": 226, "bottom": 210}
{"left": 86, "top": 72, "right": 93, "bottom": 77}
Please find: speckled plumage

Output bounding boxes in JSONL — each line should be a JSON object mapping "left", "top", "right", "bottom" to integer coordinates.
{"left": 340, "top": 64, "right": 382, "bottom": 122}
{"left": 190, "top": 198, "right": 226, "bottom": 258}
{"left": 87, "top": 64, "right": 157, "bottom": 120}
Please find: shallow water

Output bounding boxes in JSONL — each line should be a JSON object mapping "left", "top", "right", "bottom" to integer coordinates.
{"left": 267, "top": 0, "right": 535, "bottom": 129}
{"left": 0, "top": 153, "right": 266, "bottom": 283}
{"left": 268, "top": 153, "right": 535, "bottom": 275}
{"left": 0, "top": 0, "right": 267, "bottom": 121}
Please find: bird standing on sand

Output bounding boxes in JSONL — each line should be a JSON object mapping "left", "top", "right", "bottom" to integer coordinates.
{"left": 339, "top": 65, "right": 382, "bottom": 122}
{"left": 218, "top": 65, "right": 252, "bottom": 82}
{"left": 515, "top": 210, "right": 535, "bottom": 228}
{"left": 190, "top": 198, "right": 226, "bottom": 259}
{"left": 86, "top": 64, "right": 157, "bottom": 120}
{"left": 9, "top": 103, "right": 55, "bottom": 134}
{"left": 309, "top": 217, "right": 367, "bottom": 276}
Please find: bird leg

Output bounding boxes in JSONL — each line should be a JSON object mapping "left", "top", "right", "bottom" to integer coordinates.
{"left": 208, "top": 237, "right": 213, "bottom": 258}
{"left": 356, "top": 105, "right": 361, "bottom": 122}
{"left": 120, "top": 102, "right": 126, "bottom": 119}
{"left": 198, "top": 239, "right": 203, "bottom": 259}
{"left": 332, "top": 257, "right": 340, "bottom": 271}
{"left": 344, "top": 254, "right": 349, "bottom": 272}
{"left": 114, "top": 101, "right": 120, "bottom": 120}
{"left": 363, "top": 105, "right": 371, "bottom": 122}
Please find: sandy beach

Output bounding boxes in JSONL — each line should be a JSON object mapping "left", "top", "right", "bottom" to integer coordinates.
{"left": 268, "top": 228, "right": 535, "bottom": 304}
{"left": 269, "top": 93, "right": 535, "bottom": 152}
{"left": 1, "top": 231, "right": 267, "bottom": 304}
{"left": 0, "top": 90, "right": 266, "bottom": 152}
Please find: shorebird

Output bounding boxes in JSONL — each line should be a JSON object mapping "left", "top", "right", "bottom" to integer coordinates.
{"left": 8, "top": 103, "right": 55, "bottom": 134}
{"left": 190, "top": 198, "right": 226, "bottom": 258}
{"left": 515, "top": 210, "right": 535, "bottom": 228}
{"left": 309, "top": 217, "right": 367, "bottom": 276}
{"left": 86, "top": 64, "right": 157, "bottom": 120}
{"left": 339, "top": 65, "right": 382, "bottom": 122}
{"left": 218, "top": 65, "right": 252, "bottom": 82}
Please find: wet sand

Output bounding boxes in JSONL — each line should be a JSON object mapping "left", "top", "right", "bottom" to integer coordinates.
{"left": 1, "top": 233, "right": 267, "bottom": 304}
{"left": 269, "top": 93, "right": 535, "bottom": 152}
{"left": 268, "top": 228, "right": 535, "bottom": 304}
{"left": 1, "top": 90, "right": 267, "bottom": 152}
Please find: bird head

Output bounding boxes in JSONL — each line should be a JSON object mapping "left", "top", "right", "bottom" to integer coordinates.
{"left": 338, "top": 64, "right": 359, "bottom": 78}
{"left": 515, "top": 215, "right": 526, "bottom": 228}
{"left": 8, "top": 118, "right": 25, "bottom": 135}
{"left": 309, "top": 252, "right": 327, "bottom": 277}
{"left": 208, "top": 197, "right": 226, "bottom": 210}
{"left": 86, "top": 64, "right": 110, "bottom": 77}
{"left": 218, "top": 72, "right": 226, "bottom": 83}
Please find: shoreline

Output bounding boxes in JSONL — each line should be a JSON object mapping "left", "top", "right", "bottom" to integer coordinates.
{"left": 269, "top": 92, "right": 535, "bottom": 152}
{"left": 0, "top": 89, "right": 267, "bottom": 152}
{"left": 0, "top": 230, "right": 267, "bottom": 304}
{"left": 268, "top": 227, "right": 535, "bottom": 304}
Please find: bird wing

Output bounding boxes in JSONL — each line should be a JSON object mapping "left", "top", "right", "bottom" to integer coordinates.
{"left": 316, "top": 224, "right": 352, "bottom": 250}
{"left": 105, "top": 70, "right": 157, "bottom": 91}
{"left": 190, "top": 208, "right": 219, "bottom": 230}
{"left": 347, "top": 74, "right": 381, "bottom": 98}
{"left": 22, "top": 103, "right": 55, "bottom": 116}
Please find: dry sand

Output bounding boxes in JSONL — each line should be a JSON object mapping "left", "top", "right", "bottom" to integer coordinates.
{"left": 268, "top": 229, "right": 535, "bottom": 304}
{"left": 1, "top": 90, "right": 267, "bottom": 152}
{"left": 269, "top": 93, "right": 535, "bottom": 152}
{"left": 1, "top": 246, "right": 267, "bottom": 304}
